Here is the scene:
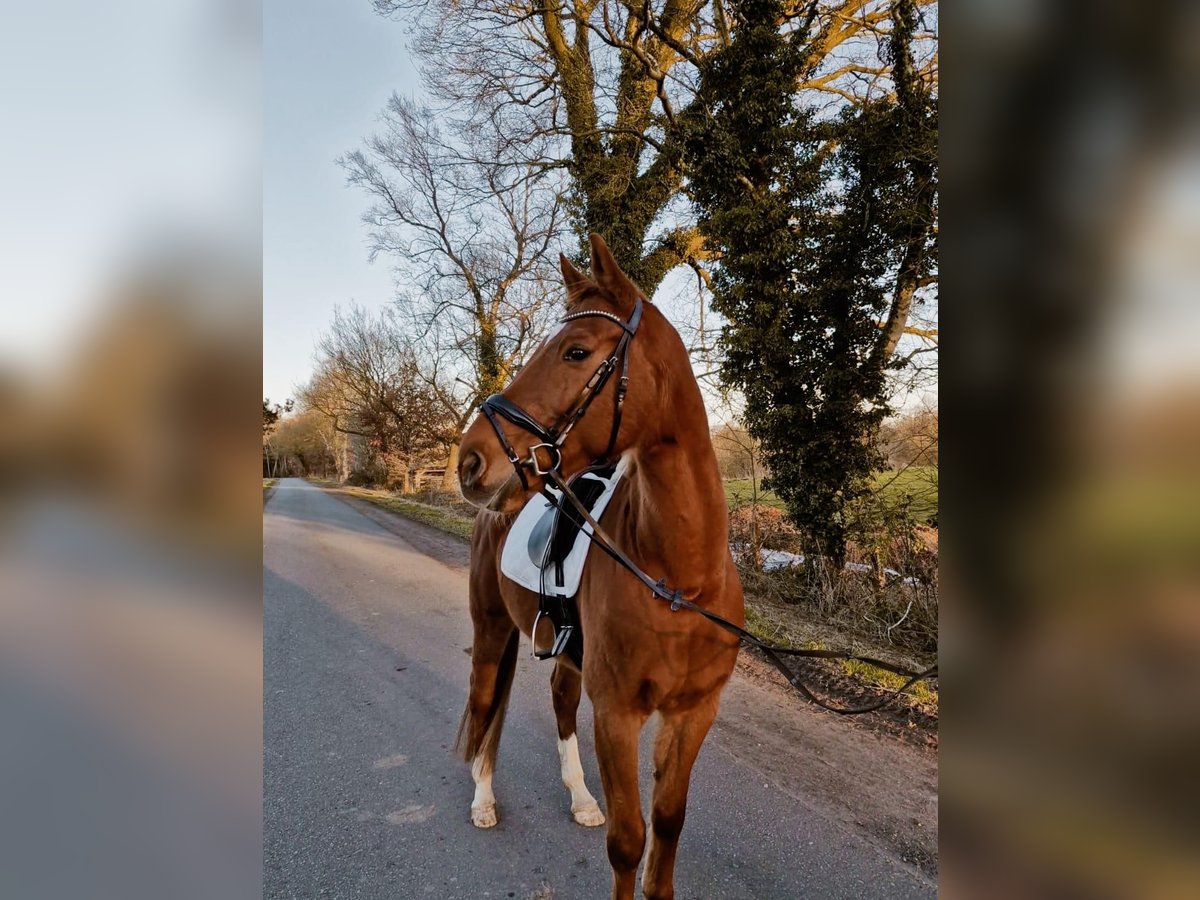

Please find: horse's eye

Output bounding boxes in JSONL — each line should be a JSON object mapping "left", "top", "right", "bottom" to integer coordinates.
{"left": 564, "top": 346, "right": 591, "bottom": 362}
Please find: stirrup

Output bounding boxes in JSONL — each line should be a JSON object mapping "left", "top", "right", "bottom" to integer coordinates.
{"left": 531, "top": 609, "right": 573, "bottom": 660}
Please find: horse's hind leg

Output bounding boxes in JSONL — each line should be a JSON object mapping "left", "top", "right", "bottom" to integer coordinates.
{"left": 456, "top": 608, "right": 519, "bottom": 829}
{"left": 550, "top": 661, "right": 604, "bottom": 827}
{"left": 641, "top": 695, "right": 720, "bottom": 900}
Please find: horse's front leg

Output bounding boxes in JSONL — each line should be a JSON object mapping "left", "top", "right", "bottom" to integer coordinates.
{"left": 641, "top": 696, "right": 720, "bottom": 900}
{"left": 593, "top": 703, "right": 649, "bottom": 900}
{"left": 551, "top": 661, "right": 605, "bottom": 826}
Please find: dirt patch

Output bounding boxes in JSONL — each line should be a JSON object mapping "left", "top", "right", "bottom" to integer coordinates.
{"left": 716, "top": 653, "right": 939, "bottom": 878}
{"left": 372, "top": 753, "right": 409, "bottom": 770}
{"left": 739, "top": 648, "right": 938, "bottom": 749}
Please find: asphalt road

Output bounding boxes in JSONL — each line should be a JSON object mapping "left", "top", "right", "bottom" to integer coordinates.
{"left": 264, "top": 478, "right": 936, "bottom": 899}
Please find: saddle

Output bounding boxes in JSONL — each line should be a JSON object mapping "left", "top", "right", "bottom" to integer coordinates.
{"left": 499, "top": 456, "right": 628, "bottom": 666}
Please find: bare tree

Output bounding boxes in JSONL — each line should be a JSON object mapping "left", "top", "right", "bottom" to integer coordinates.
{"left": 269, "top": 409, "right": 344, "bottom": 479}
{"left": 878, "top": 405, "right": 938, "bottom": 469}
{"left": 711, "top": 422, "right": 763, "bottom": 481}
{"left": 371, "top": 0, "right": 935, "bottom": 293}
{"left": 340, "top": 97, "right": 566, "bottom": 485}
{"left": 301, "top": 305, "right": 454, "bottom": 491}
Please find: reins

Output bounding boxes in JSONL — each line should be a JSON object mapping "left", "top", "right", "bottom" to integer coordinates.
{"left": 479, "top": 298, "right": 938, "bottom": 716}
{"left": 545, "top": 469, "right": 938, "bottom": 715}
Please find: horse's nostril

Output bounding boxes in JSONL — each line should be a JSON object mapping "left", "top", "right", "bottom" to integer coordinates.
{"left": 459, "top": 450, "right": 485, "bottom": 489}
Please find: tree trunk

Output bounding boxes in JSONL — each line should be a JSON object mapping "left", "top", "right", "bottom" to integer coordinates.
{"left": 872, "top": 238, "right": 923, "bottom": 368}
{"left": 477, "top": 322, "right": 505, "bottom": 398}
{"left": 441, "top": 443, "right": 460, "bottom": 491}
{"left": 870, "top": 0, "right": 936, "bottom": 372}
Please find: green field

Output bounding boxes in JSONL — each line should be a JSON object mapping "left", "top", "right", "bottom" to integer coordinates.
{"left": 724, "top": 466, "right": 938, "bottom": 524}
{"left": 723, "top": 479, "right": 785, "bottom": 510}
{"left": 869, "top": 466, "right": 939, "bottom": 523}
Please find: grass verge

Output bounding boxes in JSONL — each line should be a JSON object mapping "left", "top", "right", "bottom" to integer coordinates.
{"left": 321, "top": 482, "right": 475, "bottom": 540}
{"left": 263, "top": 479, "right": 277, "bottom": 505}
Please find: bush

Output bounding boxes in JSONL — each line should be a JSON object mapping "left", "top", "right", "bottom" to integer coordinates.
{"left": 728, "top": 504, "right": 803, "bottom": 555}
{"left": 380, "top": 453, "right": 412, "bottom": 492}
{"left": 731, "top": 495, "right": 939, "bottom": 655}
{"left": 346, "top": 465, "right": 383, "bottom": 487}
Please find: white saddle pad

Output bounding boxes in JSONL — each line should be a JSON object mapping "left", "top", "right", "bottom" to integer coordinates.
{"left": 500, "top": 455, "right": 629, "bottom": 598}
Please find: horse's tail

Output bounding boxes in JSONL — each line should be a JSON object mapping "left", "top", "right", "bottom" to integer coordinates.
{"left": 455, "top": 627, "right": 520, "bottom": 764}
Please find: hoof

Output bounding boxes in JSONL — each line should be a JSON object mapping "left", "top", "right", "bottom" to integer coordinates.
{"left": 571, "top": 803, "right": 605, "bottom": 827}
{"left": 471, "top": 803, "right": 498, "bottom": 828}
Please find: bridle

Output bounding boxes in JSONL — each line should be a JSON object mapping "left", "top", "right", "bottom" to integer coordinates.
{"left": 479, "top": 298, "right": 643, "bottom": 491}
{"left": 475, "top": 294, "right": 938, "bottom": 715}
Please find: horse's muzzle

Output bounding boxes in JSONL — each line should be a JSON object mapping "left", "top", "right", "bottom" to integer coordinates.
{"left": 459, "top": 448, "right": 486, "bottom": 493}
{"left": 458, "top": 450, "right": 525, "bottom": 512}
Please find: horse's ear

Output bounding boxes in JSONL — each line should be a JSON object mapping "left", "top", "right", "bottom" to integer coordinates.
{"left": 560, "top": 253, "right": 591, "bottom": 307}
{"left": 588, "top": 233, "right": 637, "bottom": 306}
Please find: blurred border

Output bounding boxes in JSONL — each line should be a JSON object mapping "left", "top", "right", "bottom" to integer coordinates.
{"left": 945, "top": 1, "right": 1200, "bottom": 896}
{"left": 0, "top": 3, "right": 262, "bottom": 899}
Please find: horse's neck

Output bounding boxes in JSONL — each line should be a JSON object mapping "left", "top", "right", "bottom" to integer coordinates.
{"left": 627, "top": 415, "right": 729, "bottom": 597}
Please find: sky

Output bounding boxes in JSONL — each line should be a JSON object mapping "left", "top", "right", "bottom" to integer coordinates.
{"left": 0, "top": 0, "right": 943, "bottom": 414}
{"left": 0, "top": 0, "right": 259, "bottom": 378}
{"left": 262, "top": 0, "right": 420, "bottom": 406}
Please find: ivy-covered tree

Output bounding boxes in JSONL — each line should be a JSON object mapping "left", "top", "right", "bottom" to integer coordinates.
{"left": 374, "top": 0, "right": 938, "bottom": 292}
{"left": 686, "top": 0, "right": 937, "bottom": 565}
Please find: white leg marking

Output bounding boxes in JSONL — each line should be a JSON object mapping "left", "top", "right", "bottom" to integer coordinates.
{"left": 470, "top": 754, "right": 497, "bottom": 828}
{"left": 558, "top": 734, "right": 605, "bottom": 827}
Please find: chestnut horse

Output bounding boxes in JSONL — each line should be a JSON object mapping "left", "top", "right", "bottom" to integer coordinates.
{"left": 456, "top": 234, "right": 743, "bottom": 900}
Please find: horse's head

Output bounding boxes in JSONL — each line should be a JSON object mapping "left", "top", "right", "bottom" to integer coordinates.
{"left": 458, "top": 233, "right": 659, "bottom": 512}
